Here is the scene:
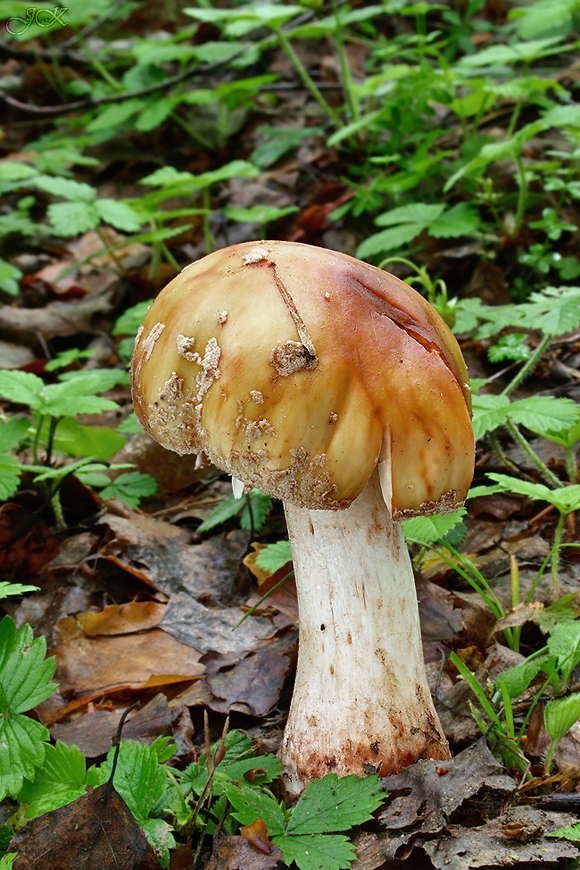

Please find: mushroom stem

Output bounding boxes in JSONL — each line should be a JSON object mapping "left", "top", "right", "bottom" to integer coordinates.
{"left": 280, "top": 466, "right": 451, "bottom": 793}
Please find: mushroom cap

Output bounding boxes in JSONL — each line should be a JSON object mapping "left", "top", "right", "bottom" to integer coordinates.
{"left": 131, "top": 240, "right": 474, "bottom": 517}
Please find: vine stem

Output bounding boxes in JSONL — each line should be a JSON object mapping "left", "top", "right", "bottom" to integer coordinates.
{"left": 273, "top": 25, "right": 345, "bottom": 129}
{"left": 505, "top": 419, "right": 562, "bottom": 488}
{"left": 501, "top": 333, "right": 551, "bottom": 397}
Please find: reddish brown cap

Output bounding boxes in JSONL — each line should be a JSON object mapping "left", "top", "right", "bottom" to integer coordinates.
{"left": 131, "top": 241, "right": 474, "bottom": 517}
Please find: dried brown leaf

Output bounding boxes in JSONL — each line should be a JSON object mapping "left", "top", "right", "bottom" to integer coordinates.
{"left": 423, "top": 807, "right": 580, "bottom": 869}
{"left": 54, "top": 615, "right": 204, "bottom": 693}
{"left": 10, "top": 780, "right": 159, "bottom": 869}
{"left": 379, "top": 739, "right": 516, "bottom": 835}
{"left": 203, "top": 835, "right": 283, "bottom": 870}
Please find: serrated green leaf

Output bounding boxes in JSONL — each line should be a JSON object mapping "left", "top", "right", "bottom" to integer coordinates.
{"left": 402, "top": 510, "right": 466, "bottom": 546}
{"left": 34, "top": 176, "right": 95, "bottom": 202}
{"left": 486, "top": 473, "right": 554, "bottom": 504}
{"left": 0, "top": 259, "right": 23, "bottom": 296}
{"left": 95, "top": 741, "right": 171, "bottom": 825}
{"left": 374, "top": 202, "right": 445, "bottom": 227}
{"left": 18, "top": 741, "right": 87, "bottom": 818}
{"left": 548, "top": 821, "right": 580, "bottom": 841}
{"left": 99, "top": 472, "right": 159, "bottom": 508}
{"left": 0, "top": 371, "right": 45, "bottom": 409}
{"left": 0, "top": 417, "right": 29, "bottom": 452}
{"left": 357, "top": 224, "right": 426, "bottom": 259}
{"left": 274, "top": 832, "right": 355, "bottom": 870}
{"left": 113, "top": 299, "right": 154, "bottom": 336}
{"left": 46, "top": 417, "right": 126, "bottom": 461}
{"left": 471, "top": 394, "right": 511, "bottom": 440}
{"left": 532, "top": 594, "right": 580, "bottom": 634}
{"left": 142, "top": 818, "right": 175, "bottom": 868}
{"left": 196, "top": 491, "right": 244, "bottom": 533}
{"left": 0, "top": 617, "right": 56, "bottom": 800}
{"left": 0, "top": 457, "right": 22, "bottom": 500}
{"left": 223, "top": 782, "right": 286, "bottom": 835}
{"left": 96, "top": 198, "right": 144, "bottom": 232}
{"left": 487, "top": 333, "right": 531, "bottom": 363}
{"left": 222, "top": 204, "right": 298, "bottom": 224}
{"left": 39, "top": 376, "right": 120, "bottom": 417}
{"left": 0, "top": 163, "right": 38, "bottom": 182}
{"left": 547, "top": 623, "right": 580, "bottom": 672}
{"left": 429, "top": 202, "right": 480, "bottom": 238}
{"left": 288, "top": 775, "right": 382, "bottom": 836}
{"left": 516, "top": 286, "right": 580, "bottom": 336}
{"left": 136, "top": 98, "right": 176, "bottom": 133}
{"left": 0, "top": 582, "right": 39, "bottom": 600}
{"left": 486, "top": 474, "right": 580, "bottom": 513}
{"left": 508, "top": 396, "right": 580, "bottom": 436}
{"left": 545, "top": 693, "right": 580, "bottom": 743}
{"left": 240, "top": 491, "right": 272, "bottom": 533}
{"left": 255, "top": 540, "right": 293, "bottom": 574}
{"left": 87, "top": 100, "right": 143, "bottom": 132}
{"left": 47, "top": 201, "right": 100, "bottom": 236}
{"left": 495, "top": 656, "right": 551, "bottom": 699}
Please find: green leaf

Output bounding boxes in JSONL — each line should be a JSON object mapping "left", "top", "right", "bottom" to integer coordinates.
{"left": 547, "top": 821, "right": 580, "bottom": 841}
{"left": 428, "top": 202, "right": 480, "bottom": 238}
{"left": 0, "top": 456, "right": 22, "bottom": 500}
{"left": 47, "top": 417, "right": 126, "bottom": 461}
{"left": 374, "top": 202, "right": 445, "bottom": 227}
{"left": 40, "top": 385, "right": 119, "bottom": 417}
{"left": 288, "top": 774, "right": 382, "bottom": 835}
{"left": 251, "top": 126, "right": 325, "bottom": 169}
{"left": 471, "top": 394, "right": 511, "bottom": 440}
{"left": 545, "top": 693, "right": 580, "bottom": 743}
{"left": 95, "top": 740, "right": 173, "bottom": 825}
{"left": 495, "top": 657, "right": 551, "bottom": 699}
{"left": 516, "top": 286, "right": 580, "bottom": 337}
{"left": 135, "top": 98, "right": 176, "bottom": 133}
{"left": 274, "top": 833, "right": 355, "bottom": 870}
{"left": 142, "top": 818, "right": 175, "bottom": 868}
{"left": 47, "top": 201, "right": 100, "bottom": 236}
{"left": 255, "top": 541, "right": 293, "bottom": 574}
{"left": 402, "top": 510, "right": 466, "bottom": 546}
{"left": 113, "top": 299, "right": 154, "bottom": 336}
{"left": 0, "top": 371, "right": 45, "bottom": 409}
{"left": 547, "top": 623, "right": 580, "bottom": 673}
{"left": 240, "top": 491, "right": 272, "bottom": 532}
{"left": 196, "top": 490, "right": 245, "bottom": 533}
{"left": 34, "top": 176, "right": 95, "bottom": 202}
{"left": 0, "top": 259, "right": 23, "bottom": 296}
{"left": 487, "top": 474, "right": 580, "bottom": 513}
{"left": 533, "top": 594, "right": 580, "bottom": 634}
{"left": 487, "top": 333, "right": 531, "bottom": 363}
{"left": 0, "top": 582, "right": 39, "bottom": 600}
{"left": 0, "top": 417, "right": 29, "bottom": 452}
{"left": 222, "top": 205, "right": 298, "bottom": 224}
{"left": 87, "top": 100, "right": 143, "bottom": 132}
{"left": 223, "top": 782, "right": 286, "bottom": 836}
{"left": 98, "top": 472, "right": 159, "bottom": 508}
{"left": 0, "top": 616, "right": 56, "bottom": 800}
{"left": 96, "top": 198, "right": 144, "bottom": 232}
{"left": 357, "top": 224, "right": 426, "bottom": 259}
{"left": 457, "top": 36, "right": 564, "bottom": 67}
{"left": 508, "top": 396, "right": 580, "bottom": 437}
{"left": 18, "top": 741, "right": 87, "bottom": 818}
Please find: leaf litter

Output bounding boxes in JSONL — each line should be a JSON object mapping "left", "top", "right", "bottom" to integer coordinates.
{"left": 1, "top": 2, "right": 580, "bottom": 868}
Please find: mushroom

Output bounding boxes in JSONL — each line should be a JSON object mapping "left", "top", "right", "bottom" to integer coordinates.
{"left": 131, "top": 240, "right": 475, "bottom": 792}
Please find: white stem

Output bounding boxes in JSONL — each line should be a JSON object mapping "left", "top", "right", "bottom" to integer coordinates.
{"left": 280, "top": 467, "right": 450, "bottom": 792}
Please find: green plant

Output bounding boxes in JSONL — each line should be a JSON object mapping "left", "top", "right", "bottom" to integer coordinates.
{"left": 0, "top": 369, "right": 157, "bottom": 522}
{"left": 451, "top": 616, "right": 580, "bottom": 775}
